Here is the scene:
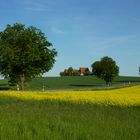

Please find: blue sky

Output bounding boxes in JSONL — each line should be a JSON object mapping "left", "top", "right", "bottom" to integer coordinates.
{"left": 0, "top": 0, "right": 140, "bottom": 76}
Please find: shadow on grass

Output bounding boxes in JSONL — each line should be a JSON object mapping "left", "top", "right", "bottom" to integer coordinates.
{"left": 0, "top": 85, "right": 10, "bottom": 90}
{"left": 115, "top": 80, "right": 140, "bottom": 83}
{"left": 69, "top": 84, "right": 104, "bottom": 87}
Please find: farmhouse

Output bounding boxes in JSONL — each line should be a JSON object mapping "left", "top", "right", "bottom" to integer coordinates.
{"left": 79, "top": 67, "right": 90, "bottom": 75}
{"left": 61, "top": 67, "right": 90, "bottom": 76}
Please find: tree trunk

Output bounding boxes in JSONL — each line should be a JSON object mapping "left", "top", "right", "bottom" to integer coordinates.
{"left": 19, "top": 73, "right": 25, "bottom": 91}
{"left": 106, "top": 81, "right": 112, "bottom": 87}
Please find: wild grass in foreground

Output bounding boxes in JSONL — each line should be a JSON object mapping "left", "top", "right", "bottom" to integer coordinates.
{"left": 0, "top": 86, "right": 140, "bottom": 140}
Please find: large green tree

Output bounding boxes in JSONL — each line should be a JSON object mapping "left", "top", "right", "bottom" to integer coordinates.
{"left": 91, "top": 56, "right": 119, "bottom": 86}
{"left": 0, "top": 23, "right": 57, "bottom": 90}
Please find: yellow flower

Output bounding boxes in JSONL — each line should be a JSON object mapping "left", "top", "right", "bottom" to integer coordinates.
{"left": 0, "top": 85, "right": 140, "bottom": 106}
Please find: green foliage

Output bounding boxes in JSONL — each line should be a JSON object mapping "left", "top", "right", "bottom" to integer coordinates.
{"left": 92, "top": 56, "right": 119, "bottom": 85}
{"left": 0, "top": 23, "right": 57, "bottom": 90}
{"left": 60, "top": 67, "right": 81, "bottom": 76}
{"left": 72, "top": 71, "right": 80, "bottom": 76}
{"left": 83, "top": 71, "right": 93, "bottom": 76}
{"left": 67, "top": 67, "right": 73, "bottom": 74}
{"left": 60, "top": 72, "right": 65, "bottom": 76}
{"left": 62, "top": 71, "right": 80, "bottom": 76}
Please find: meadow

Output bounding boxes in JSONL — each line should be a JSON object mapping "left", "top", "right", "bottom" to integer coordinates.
{"left": 1, "top": 75, "right": 140, "bottom": 90}
{"left": 26, "top": 76, "right": 140, "bottom": 90}
{"left": 0, "top": 85, "right": 140, "bottom": 140}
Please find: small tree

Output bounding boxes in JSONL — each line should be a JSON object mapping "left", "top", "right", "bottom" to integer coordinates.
{"left": 0, "top": 23, "right": 57, "bottom": 90}
{"left": 60, "top": 72, "right": 65, "bottom": 76}
{"left": 73, "top": 71, "right": 80, "bottom": 76}
{"left": 91, "top": 56, "right": 119, "bottom": 86}
{"left": 67, "top": 67, "right": 74, "bottom": 76}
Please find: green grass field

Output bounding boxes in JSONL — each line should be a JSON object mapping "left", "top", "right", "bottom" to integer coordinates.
{"left": 0, "top": 86, "right": 140, "bottom": 140}
{"left": 1, "top": 75, "right": 140, "bottom": 91}
{"left": 19, "top": 75, "right": 140, "bottom": 90}
{"left": 0, "top": 76, "right": 140, "bottom": 139}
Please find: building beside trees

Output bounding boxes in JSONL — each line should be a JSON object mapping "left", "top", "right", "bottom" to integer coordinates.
{"left": 60, "top": 67, "right": 91, "bottom": 76}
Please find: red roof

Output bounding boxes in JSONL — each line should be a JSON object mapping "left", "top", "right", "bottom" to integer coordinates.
{"left": 79, "top": 67, "right": 90, "bottom": 74}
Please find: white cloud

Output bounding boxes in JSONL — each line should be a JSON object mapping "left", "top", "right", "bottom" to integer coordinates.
{"left": 86, "top": 34, "right": 138, "bottom": 50}
{"left": 51, "top": 27, "right": 64, "bottom": 34}
{"left": 22, "top": 0, "right": 51, "bottom": 12}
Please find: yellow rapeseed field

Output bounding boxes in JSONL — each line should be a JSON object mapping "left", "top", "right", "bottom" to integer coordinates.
{"left": 0, "top": 85, "right": 140, "bottom": 106}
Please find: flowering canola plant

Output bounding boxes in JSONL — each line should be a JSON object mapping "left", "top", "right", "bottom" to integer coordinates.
{"left": 0, "top": 86, "right": 140, "bottom": 106}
